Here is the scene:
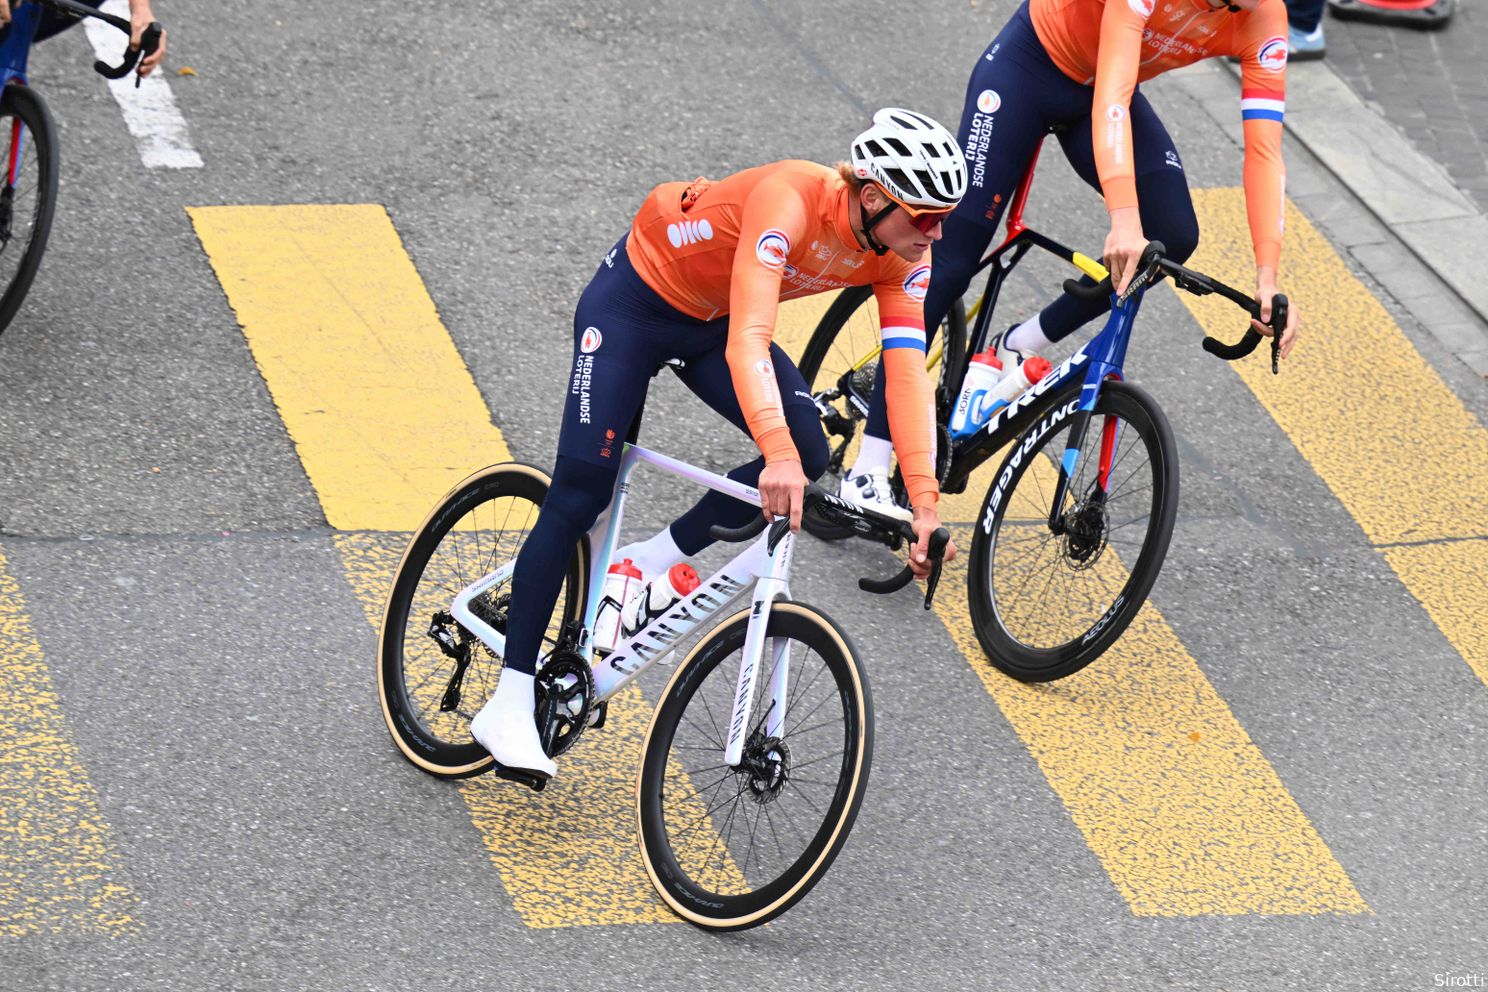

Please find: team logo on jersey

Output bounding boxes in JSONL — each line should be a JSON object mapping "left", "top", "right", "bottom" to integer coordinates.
{"left": 903, "top": 265, "right": 932, "bottom": 301}
{"left": 1257, "top": 36, "right": 1288, "bottom": 72}
{"left": 976, "top": 89, "right": 1001, "bottom": 114}
{"left": 1127, "top": 0, "right": 1154, "bottom": 16}
{"left": 756, "top": 229, "right": 791, "bottom": 269}
{"left": 666, "top": 219, "right": 714, "bottom": 248}
{"left": 1105, "top": 104, "right": 1126, "bottom": 123}
{"left": 580, "top": 327, "right": 603, "bottom": 353}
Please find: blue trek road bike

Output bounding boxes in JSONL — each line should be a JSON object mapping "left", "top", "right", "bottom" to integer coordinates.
{"left": 800, "top": 138, "right": 1286, "bottom": 683}
{"left": 0, "top": 0, "right": 159, "bottom": 338}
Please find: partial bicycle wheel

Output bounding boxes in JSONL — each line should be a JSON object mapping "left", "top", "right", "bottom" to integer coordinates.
{"left": 378, "top": 463, "right": 589, "bottom": 778}
{"left": 967, "top": 380, "right": 1179, "bottom": 682}
{"left": 636, "top": 602, "right": 872, "bottom": 931}
{"left": 797, "top": 286, "right": 966, "bottom": 540}
{"left": 0, "top": 83, "right": 58, "bottom": 338}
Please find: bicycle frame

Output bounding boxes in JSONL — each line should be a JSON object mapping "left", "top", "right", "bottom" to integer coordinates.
{"left": 939, "top": 139, "right": 1150, "bottom": 532}
{"left": 448, "top": 442, "right": 795, "bottom": 766}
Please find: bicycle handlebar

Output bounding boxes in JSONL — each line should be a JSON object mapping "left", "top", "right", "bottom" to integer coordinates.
{"left": 1061, "top": 240, "right": 1287, "bottom": 374}
{"left": 707, "top": 486, "right": 953, "bottom": 609}
{"left": 39, "top": 0, "right": 160, "bottom": 86}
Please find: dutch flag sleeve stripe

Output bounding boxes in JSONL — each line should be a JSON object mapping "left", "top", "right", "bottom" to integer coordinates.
{"left": 1240, "top": 88, "right": 1285, "bottom": 124}
{"left": 881, "top": 326, "right": 927, "bottom": 352}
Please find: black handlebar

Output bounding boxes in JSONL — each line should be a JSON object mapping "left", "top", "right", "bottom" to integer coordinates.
{"left": 1061, "top": 240, "right": 1288, "bottom": 374}
{"left": 708, "top": 486, "right": 954, "bottom": 609}
{"left": 41, "top": 0, "right": 159, "bottom": 87}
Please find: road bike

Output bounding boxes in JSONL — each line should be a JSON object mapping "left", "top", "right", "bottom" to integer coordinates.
{"left": 0, "top": 0, "right": 159, "bottom": 338}
{"left": 799, "top": 137, "right": 1285, "bottom": 682}
{"left": 377, "top": 440, "right": 949, "bottom": 931}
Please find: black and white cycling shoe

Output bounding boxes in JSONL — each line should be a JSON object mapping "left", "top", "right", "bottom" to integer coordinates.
{"left": 837, "top": 468, "right": 913, "bottom": 523}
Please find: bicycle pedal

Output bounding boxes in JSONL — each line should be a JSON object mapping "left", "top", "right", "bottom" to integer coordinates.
{"left": 494, "top": 766, "right": 549, "bottom": 792}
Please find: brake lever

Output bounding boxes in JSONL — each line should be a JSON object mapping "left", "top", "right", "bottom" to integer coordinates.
{"left": 921, "top": 528, "right": 950, "bottom": 610}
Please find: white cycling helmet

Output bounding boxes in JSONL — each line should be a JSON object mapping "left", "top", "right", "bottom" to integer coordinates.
{"left": 850, "top": 107, "right": 967, "bottom": 212}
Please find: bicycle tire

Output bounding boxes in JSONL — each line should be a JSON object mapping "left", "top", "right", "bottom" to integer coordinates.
{"left": 636, "top": 602, "right": 872, "bottom": 931}
{"left": 967, "top": 380, "right": 1178, "bottom": 682}
{"left": 378, "top": 462, "right": 589, "bottom": 778}
{"left": 796, "top": 286, "right": 967, "bottom": 540}
{"left": 0, "top": 83, "right": 58, "bottom": 338}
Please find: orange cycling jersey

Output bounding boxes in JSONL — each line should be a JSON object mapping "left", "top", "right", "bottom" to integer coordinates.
{"left": 626, "top": 160, "right": 940, "bottom": 508}
{"left": 1032, "top": 0, "right": 1288, "bottom": 269}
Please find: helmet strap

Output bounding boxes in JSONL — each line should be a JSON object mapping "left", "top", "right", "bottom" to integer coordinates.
{"left": 859, "top": 200, "right": 896, "bottom": 257}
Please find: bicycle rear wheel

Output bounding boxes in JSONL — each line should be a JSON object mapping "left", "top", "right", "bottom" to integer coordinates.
{"left": 636, "top": 602, "right": 872, "bottom": 930}
{"left": 378, "top": 463, "right": 589, "bottom": 778}
{"left": 797, "top": 287, "right": 966, "bottom": 540}
{"left": 0, "top": 83, "right": 58, "bottom": 338}
{"left": 967, "top": 380, "right": 1179, "bottom": 681}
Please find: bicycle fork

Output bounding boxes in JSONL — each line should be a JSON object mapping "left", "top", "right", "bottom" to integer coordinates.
{"left": 724, "top": 531, "right": 794, "bottom": 767}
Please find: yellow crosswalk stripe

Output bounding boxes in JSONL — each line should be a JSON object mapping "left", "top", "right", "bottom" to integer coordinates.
{"left": 187, "top": 204, "right": 509, "bottom": 532}
{"left": 1184, "top": 190, "right": 1488, "bottom": 687}
{"left": 192, "top": 205, "right": 734, "bottom": 927}
{"left": 0, "top": 546, "right": 139, "bottom": 936}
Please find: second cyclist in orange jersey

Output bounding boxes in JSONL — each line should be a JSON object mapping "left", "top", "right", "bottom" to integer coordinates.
{"left": 469, "top": 109, "right": 969, "bottom": 780}
{"left": 846, "top": 0, "right": 1300, "bottom": 500}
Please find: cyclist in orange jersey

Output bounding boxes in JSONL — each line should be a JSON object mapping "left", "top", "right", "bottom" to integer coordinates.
{"left": 846, "top": 0, "right": 1301, "bottom": 498}
{"left": 470, "top": 109, "right": 968, "bottom": 780}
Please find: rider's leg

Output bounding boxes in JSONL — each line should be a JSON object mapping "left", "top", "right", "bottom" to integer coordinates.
{"left": 473, "top": 237, "right": 664, "bottom": 776}
{"left": 1030, "top": 89, "right": 1200, "bottom": 345}
{"left": 855, "top": 1, "right": 1071, "bottom": 473}
{"left": 654, "top": 342, "right": 828, "bottom": 558}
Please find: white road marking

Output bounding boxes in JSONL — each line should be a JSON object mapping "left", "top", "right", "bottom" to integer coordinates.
{"left": 81, "top": 0, "right": 202, "bottom": 168}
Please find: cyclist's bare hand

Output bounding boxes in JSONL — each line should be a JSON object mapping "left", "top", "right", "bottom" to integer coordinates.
{"left": 909, "top": 505, "right": 956, "bottom": 581}
{"left": 128, "top": 0, "right": 166, "bottom": 76}
{"left": 1252, "top": 267, "right": 1299, "bottom": 359}
{"left": 759, "top": 458, "right": 808, "bottom": 532}
{"left": 1103, "top": 206, "right": 1147, "bottom": 296}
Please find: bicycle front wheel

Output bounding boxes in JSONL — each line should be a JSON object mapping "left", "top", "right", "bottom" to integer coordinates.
{"left": 797, "top": 286, "right": 966, "bottom": 540}
{"left": 968, "top": 380, "right": 1179, "bottom": 682}
{"left": 636, "top": 603, "right": 872, "bottom": 931}
{"left": 0, "top": 84, "right": 58, "bottom": 338}
{"left": 378, "top": 463, "right": 589, "bottom": 778}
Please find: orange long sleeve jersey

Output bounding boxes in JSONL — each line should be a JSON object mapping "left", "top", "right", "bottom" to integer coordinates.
{"left": 1031, "top": 0, "right": 1289, "bottom": 270}
{"left": 626, "top": 160, "right": 940, "bottom": 508}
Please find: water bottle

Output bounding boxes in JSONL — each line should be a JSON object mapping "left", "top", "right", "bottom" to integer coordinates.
{"left": 593, "top": 558, "right": 643, "bottom": 653}
{"left": 951, "top": 354, "right": 1053, "bottom": 439}
{"left": 949, "top": 351, "right": 1004, "bottom": 438}
{"left": 621, "top": 562, "right": 702, "bottom": 639}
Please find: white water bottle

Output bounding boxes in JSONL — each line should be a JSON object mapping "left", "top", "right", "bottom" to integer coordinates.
{"left": 593, "top": 558, "right": 643, "bottom": 653}
{"left": 951, "top": 354, "right": 1054, "bottom": 439}
{"left": 621, "top": 562, "right": 702, "bottom": 639}
{"left": 949, "top": 351, "right": 1004, "bottom": 438}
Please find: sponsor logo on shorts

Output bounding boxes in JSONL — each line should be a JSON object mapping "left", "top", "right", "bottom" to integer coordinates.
{"left": 666, "top": 218, "right": 714, "bottom": 248}
{"left": 1257, "top": 36, "right": 1288, "bottom": 72}
{"left": 580, "top": 327, "right": 602, "bottom": 353}
{"left": 600, "top": 427, "right": 616, "bottom": 460}
{"left": 756, "top": 229, "right": 791, "bottom": 269}
{"left": 1164, "top": 149, "right": 1181, "bottom": 170}
{"left": 570, "top": 355, "right": 595, "bottom": 425}
{"left": 903, "top": 265, "right": 932, "bottom": 301}
{"left": 976, "top": 89, "right": 1001, "bottom": 114}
